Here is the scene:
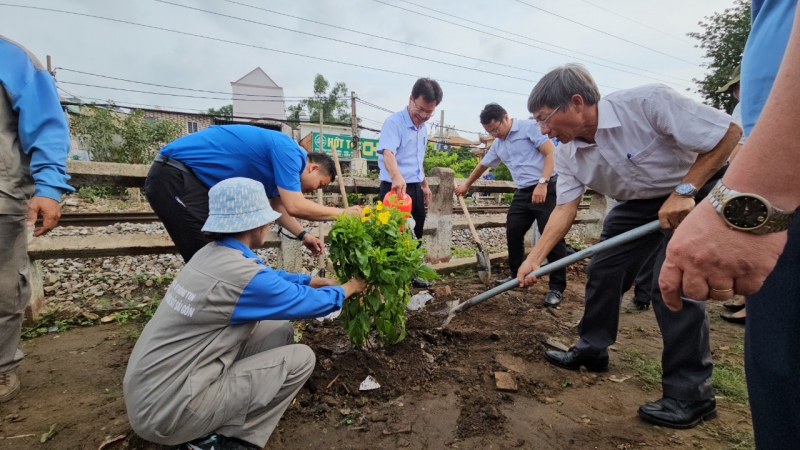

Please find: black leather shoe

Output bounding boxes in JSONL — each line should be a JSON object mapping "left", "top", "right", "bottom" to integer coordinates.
{"left": 544, "top": 290, "right": 563, "bottom": 307}
{"left": 638, "top": 397, "right": 717, "bottom": 429}
{"left": 411, "top": 276, "right": 433, "bottom": 288}
{"left": 495, "top": 276, "right": 514, "bottom": 285}
{"left": 720, "top": 312, "right": 745, "bottom": 324}
{"left": 544, "top": 348, "right": 609, "bottom": 372}
{"left": 722, "top": 302, "right": 745, "bottom": 313}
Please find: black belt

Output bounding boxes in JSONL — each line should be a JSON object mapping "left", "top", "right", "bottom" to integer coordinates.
{"left": 154, "top": 154, "right": 191, "bottom": 174}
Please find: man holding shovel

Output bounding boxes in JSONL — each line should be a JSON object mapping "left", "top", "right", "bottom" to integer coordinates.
{"left": 456, "top": 103, "right": 568, "bottom": 306}
{"left": 518, "top": 64, "right": 741, "bottom": 429}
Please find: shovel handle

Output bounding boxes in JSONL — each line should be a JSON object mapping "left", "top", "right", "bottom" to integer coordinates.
{"left": 451, "top": 220, "right": 662, "bottom": 314}
{"left": 454, "top": 179, "right": 483, "bottom": 246}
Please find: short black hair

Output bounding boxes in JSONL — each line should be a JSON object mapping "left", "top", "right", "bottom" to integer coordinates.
{"left": 307, "top": 152, "right": 337, "bottom": 182}
{"left": 479, "top": 103, "right": 507, "bottom": 125}
{"left": 411, "top": 78, "right": 443, "bottom": 105}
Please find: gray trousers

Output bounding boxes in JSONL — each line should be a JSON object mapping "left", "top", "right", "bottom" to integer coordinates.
{"left": 0, "top": 214, "right": 29, "bottom": 374}
{"left": 574, "top": 197, "right": 713, "bottom": 401}
{"left": 166, "top": 321, "right": 314, "bottom": 447}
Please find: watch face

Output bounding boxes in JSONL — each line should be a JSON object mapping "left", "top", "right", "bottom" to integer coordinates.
{"left": 723, "top": 195, "right": 770, "bottom": 229}
{"left": 676, "top": 183, "right": 695, "bottom": 196}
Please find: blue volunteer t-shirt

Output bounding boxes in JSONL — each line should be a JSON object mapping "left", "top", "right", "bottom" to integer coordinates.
{"left": 159, "top": 125, "right": 306, "bottom": 198}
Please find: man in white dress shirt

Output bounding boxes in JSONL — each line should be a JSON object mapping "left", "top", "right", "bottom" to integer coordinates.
{"left": 517, "top": 64, "right": 742, "bottom": 429}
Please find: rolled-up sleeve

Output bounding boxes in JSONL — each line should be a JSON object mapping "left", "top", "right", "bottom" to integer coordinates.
{"left": 645, "top": 85, "right": 732, "bottom": 154}
{"left": 481, "top": 145, "right": 501, "bottom": 168}
{"left": 554, "top": 151, "right": 585, "bottom": 205}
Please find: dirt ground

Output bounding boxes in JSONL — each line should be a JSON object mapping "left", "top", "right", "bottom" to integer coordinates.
{"left": 0, "top": 264, "right": 753, "bottom": 450}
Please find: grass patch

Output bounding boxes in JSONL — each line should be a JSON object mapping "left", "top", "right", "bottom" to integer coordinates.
{"left": 713, "top": 359, "right": 749, "bottom": 405}
{"left": 619, "top": 349, "right": 661, "bottom": 390}
{"left": 451, "top": 247, "right": 476, "bottom": 259}
{"left": 703, "top": 424, "right": 755, "bottom": 450}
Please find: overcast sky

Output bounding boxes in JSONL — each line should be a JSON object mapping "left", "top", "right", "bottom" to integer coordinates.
{"left": 1, "top": 0, "right": 736, "bottom": 140}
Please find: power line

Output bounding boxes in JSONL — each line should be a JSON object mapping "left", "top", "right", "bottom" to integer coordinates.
{"left": 58, "top": 81, "right": 306, "bottom": 102}
{"left": 375, "top": 0, "right": 692, "bottom": 87}
{"left": 56, "top": 68, "right": 331, "bottom": 99}
{"left": 513, "top": 0, "right": 696, "bottom": 65}
{"left": 155, "top": 0, "right": 542, "bottom": 86}
{"left": 576, "top": 0, "right": 693, "bottom": 44}
{"left": 0, "top": 3, "right": 529, "bottom": 97}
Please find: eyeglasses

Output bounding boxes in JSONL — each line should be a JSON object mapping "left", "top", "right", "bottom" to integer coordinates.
{"left": 539, "top": 104, "right": 564, "bottom": 126}
{"left": 411, "top": 100, "right": 435, "bottom": 118}
{"left": 487, "top": 121, "right": 503, "bottom": 136}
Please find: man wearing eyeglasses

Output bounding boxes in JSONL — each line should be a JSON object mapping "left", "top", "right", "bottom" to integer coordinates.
{"left": 517, "top": 64, "right": 742, "bottom": 429}
{"left": 377, "top": 77, "right": 443, "bottom": 288}
{"left": 455, "top": 103, "right": 568, "bottom": 306}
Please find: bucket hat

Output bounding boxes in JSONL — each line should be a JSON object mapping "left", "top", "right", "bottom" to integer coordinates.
{"left": 201, "top": 177, "right": 281, "bottom": 233}
{"left": 717, "top": 64, "right": 741, "bottom": 93}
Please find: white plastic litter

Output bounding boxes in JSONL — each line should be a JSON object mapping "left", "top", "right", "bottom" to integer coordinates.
{"left": 315, "top": 309, "right": 341, "bottom": 322}
{"left": 359, "top": 375, "right": 381, "bottom": 391}
{"left": 407, "top": 291, "right": 433, "bottom": 311}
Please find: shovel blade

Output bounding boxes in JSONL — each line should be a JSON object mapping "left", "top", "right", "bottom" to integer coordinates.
{"left": 476, "top": 251, "right": 491, "bottom": 284}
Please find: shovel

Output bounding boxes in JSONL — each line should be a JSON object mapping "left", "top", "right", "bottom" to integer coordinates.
{"left": 442, "top": 220, "right": 662, "bottom": 327}
{"left": 454, "top": 179, "right": 491, "bottom": 284}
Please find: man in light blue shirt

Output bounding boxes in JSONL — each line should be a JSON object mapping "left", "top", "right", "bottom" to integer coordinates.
{"left": 455, "top": 103, "right": 568, "bottom": 306}
{"left": 378, "top": 78, "right": 442, "bottom": 288}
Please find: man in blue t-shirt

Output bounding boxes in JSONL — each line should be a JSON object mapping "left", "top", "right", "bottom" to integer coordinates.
{"left": 145, "top": 125, "right": 360, "bottom": 262}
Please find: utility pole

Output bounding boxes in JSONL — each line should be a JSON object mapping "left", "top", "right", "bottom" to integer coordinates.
{"left": 317, "top": 111, "right": 326, "bottom": 277}
{"left": 350, "top": 91, "right": 359, "bottom": 159}
{"left": 439, "top": 110, "right": 445, "bottom": 150}
{"left": 46, "top": 55, "right": 52, "bottom": 75}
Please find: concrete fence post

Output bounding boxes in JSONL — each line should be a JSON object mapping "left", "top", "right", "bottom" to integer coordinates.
{"left": 277, "top": 232, "right": 305, "bottom": 273}
{"left": 425, "top": 167, "right": 454, "bottom": 264}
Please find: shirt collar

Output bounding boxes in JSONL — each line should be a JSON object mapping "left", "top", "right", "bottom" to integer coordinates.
{"left": 218, "top": 237, "right": 267, "bottom": 267}
{"left": 401, "top": 107, "right": 418, "bottom": 130}
{"left": 568, "top": 100, "right": 620, "bottom": 158}
{"left": 501, "top": 118, "right": 519, "bottom": 140}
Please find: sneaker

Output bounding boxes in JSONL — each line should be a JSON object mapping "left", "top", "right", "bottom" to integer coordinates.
{"left": 185, "top": 434, "right": 260, "bottom": 450}
{"left": 0, "top": 372, "right": 20, "bottom": 403}
{"left": 411, "top": 276, "right": 433, "bottom": 288}
{"left": 544, "top": 290, "right": 563, "bottom": 307}
{"left": 623, "top": 297, "right": 650, "bottom": 312}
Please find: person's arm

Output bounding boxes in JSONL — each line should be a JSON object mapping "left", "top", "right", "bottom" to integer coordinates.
{"left": 532, "top": 139, "right": 556, "bottom": 204}
{"left": 728, "top": 143, "right": 744, "bottom": 162}
{"left": 230, "top": 269, "right": 366, "bottom": 324}
{"left": 381, "top": 150, "right": 407, "bottom": 197}
{"left": 269, "top": 197, "right": 324, "bottom": 256}
{"left": 421, "top": 176, "right": 432, "bottom": 205}
{"left": 11, "top": 55, "right": 74, "bottom": 236}
{"left": 454, "top": 164, "right": 490, "bottom": 197}
{"left": 660, "top": 7, "right": 800, "bottom": 310}
{"left": 657, "top": 121, "right": 741, "bottom": 229}
{"left": 277, "top": 188, "right": 352, "bottom": 221}
{"left": 517, "top": 197, "right": 581, "bottom": 286}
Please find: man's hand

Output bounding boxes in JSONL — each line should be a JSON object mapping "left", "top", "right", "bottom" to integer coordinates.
{"left": 532, "top": 184, "right": 547, "bottom": 204}
{"left": 309, "top": 277, "right": 338, "bottom": 288}
{"left": 26, "top": 196, "right": 61, "bottom": 237}
{"left": 422, "top": 185, "right": 432, "bottom": 205}
{"left": 302, "top": 233, "right": 324, "bottom": 256}
{"left": 391, "top": 175, "right": 407, "bottom": 198}
{"left": 344, "top": 205, "right": 362, "bottom": 216}
{"left": 660, "top": 201, "right": 787, "bottom": 311}
{"left": 516, "top": 259, "right": 541, "bottom": 287}
{"left": 658, "top": 194, "right": 696, "bottom": 230}
{"left": 454, "top": 184, "right": 470, "bottom": 197}
{"left": 342, "top": 278, "right": 367, "bottom": 297}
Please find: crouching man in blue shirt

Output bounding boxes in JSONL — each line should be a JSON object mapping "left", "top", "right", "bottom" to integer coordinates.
{"left": 124, "top": 178, "right": 366, "bottom": 450}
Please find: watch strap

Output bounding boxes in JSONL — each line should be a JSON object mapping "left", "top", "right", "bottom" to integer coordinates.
{"left": 709, "top": 180, "right": 796, "bottom": 234}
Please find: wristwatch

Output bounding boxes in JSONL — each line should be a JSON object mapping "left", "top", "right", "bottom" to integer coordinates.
{"left": 538, "top": 177, "right": 549, "bottom": 185}
{"left": 708, "top": 180, "right": 796, "bottom": 234}
{"left": 674, "top": 182, "right": 698, "bottom": 198}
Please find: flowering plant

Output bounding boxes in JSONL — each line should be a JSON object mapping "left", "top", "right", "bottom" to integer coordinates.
{"left": 328, "top": 200, "right": 437, "bottom": 347}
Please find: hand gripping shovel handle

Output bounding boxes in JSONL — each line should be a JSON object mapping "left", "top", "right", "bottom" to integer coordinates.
{"left": 444, "top": 220, "right": 661, "bottom": 322}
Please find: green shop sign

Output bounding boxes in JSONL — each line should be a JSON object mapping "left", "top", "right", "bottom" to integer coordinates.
{"left": 312, "top": 132, "right": 379, "bottom": 161}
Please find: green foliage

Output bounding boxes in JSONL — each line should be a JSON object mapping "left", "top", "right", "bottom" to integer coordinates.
{"left": 76, "top": 186, "right": 114, "bottom": 201}
{"left": 328, "top": 201, "right": 436, "bottom": 347}
{"left": 619, "top": 349, "right": 662, "bottom": 390}
{"left": 492, "top": 162, "right": 512, "bottom": 181}
{"left": 206, "top": 104, "right": 233, "bottom": 118}
{"left": 70, "top": 103, "right": 184, "bottom": 164}
{"left": 346, "top": 193, "right": 366, "bottom": 206}
{"left": 287, "top": 74, "right": 352, "bottom": 125}
{"left": 687, "top": 0, "right": 751, "bottom": 113}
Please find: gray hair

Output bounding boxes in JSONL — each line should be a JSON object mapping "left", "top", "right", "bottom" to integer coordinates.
{"left": 527, "top": 64, "right": 601, "bottom": 114}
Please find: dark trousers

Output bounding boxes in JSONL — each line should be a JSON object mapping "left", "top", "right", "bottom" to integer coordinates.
{"left": 746, "top": 218, "right": 800, "bottom": 448}
{"left": 575, "top": 172, "right": 724, "bottom": 401}
{"left": 380, "top": 181, "right": 424, "bottom": 239}
{"left": 144, "top": 161, "right": 211, "bottom": 262}
{"left": 633, "top": 248, "right": 659, "bottom": 305}
{"left": 506, "top": 178, "right": 568, "bottom": 292}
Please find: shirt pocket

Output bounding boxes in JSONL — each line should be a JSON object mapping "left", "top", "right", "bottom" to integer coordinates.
{"left": 625, "top": 137, "right": 664, "bottom": 187}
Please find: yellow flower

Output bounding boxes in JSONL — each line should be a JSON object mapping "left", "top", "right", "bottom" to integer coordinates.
{"left": 377, "top": 211, "right": 390, "bottom": 224}
{"left": 361, "top": 216, "right": 369, "bottom": 222}
{"left": 362, "top": 205, "right": 371, "bottom": 216}
{"left": 375, "top": 201, "right": 384, "bottom": 211}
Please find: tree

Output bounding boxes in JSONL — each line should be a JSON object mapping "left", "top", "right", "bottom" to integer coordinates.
{"left": 70, "top": 103, "right": 184, "bottom": 164}
{"left": 206, "top": 104, "right": 233, "bottom": 118}
{"left": 287, "top": 74, "right": 351, "bottom": 125}
{"left": 688, "top": 0, "right": 751, "bottom": 113}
